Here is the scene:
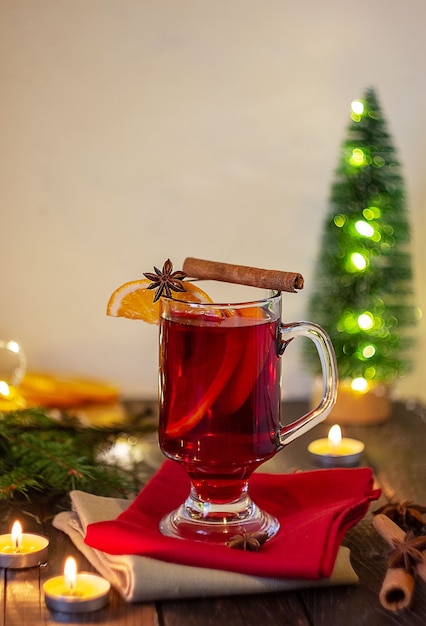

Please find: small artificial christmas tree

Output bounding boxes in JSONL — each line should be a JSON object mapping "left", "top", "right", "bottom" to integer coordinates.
{"left": 305, "top": 87, "right": 417, "bottom": 419}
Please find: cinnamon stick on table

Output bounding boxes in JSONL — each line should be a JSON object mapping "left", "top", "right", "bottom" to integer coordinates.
{"left": 182, "top": 258, "right": 304, "bottom": 293}
{"left": 373, "top": 514, "right": 426, "bottom": 612}
{"left": 378, "top": 568, "right": 415, "bottom": 612}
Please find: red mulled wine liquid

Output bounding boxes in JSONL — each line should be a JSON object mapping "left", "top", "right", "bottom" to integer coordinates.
{"left": 159, "top": 312, "right": 282, "bottom": 502}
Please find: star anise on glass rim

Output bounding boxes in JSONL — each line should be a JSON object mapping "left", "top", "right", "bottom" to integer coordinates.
{"left": 373, "top": 499, "right": 426, "bottom": 532}
{"left": 227, "top": 531, "right": 269, "bottom": 552}
{"left": 143, "top": 259, "right": 187, "bottom": 302}
{"left": 387, "top": 532, "right": 426, "bottom": 573}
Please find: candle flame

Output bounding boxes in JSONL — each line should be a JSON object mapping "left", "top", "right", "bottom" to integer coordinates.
{"left": 64, "top": 556, "right": 78, "bottom": 592}
{"left": 11, "top": 521, "right": 22, "bottom": 549}
{"left": 328, "top": 424, "right": 342, "bottom": 446}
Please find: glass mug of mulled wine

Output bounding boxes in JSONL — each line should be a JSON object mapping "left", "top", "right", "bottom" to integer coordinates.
{"left": 158, "top": 281, "right": 337, "bottom": 543}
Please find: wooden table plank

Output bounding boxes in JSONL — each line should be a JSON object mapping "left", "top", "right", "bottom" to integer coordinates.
{"left": 158, "top": 592, "right": 311, "bottom": 626}
{"left": 43, "top": 598, "right": 159, "bottom": 626}
{"left": 3, "top": 567, "right": 43, "bottom": 626}
{"left": 233, "top": 592, "right": 311, "bottom": 626}
{"left": 0, "top": 569, "right": 4, "bottom": 626}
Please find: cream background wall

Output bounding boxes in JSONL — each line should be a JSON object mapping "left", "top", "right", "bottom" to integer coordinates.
{"left": 1, "top": 0, "right": 425, "bottom": 403}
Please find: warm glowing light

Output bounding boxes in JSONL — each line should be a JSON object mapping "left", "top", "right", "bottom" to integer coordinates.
{"left": 111, "top": 440, "right": 132, "bottom": 462}
{"left": 328, "top": 424, "right": 342, "bottom": 447}
{"left": 308, "top": 423, "right": 365, "bottom": 464}
{"left": 373, "top": 156, "right": 385, "bottom": 167}
{"left": 6, "top": 341, "right": 20, "bottom": 354}
{"left": 11, "top": 521, "right": 23, "bottom": 549}
{"left": 0, "top": 381, "right": 10, "bottom": 396}
{"left": 64, "top": 557, "right": 78, "bottom": 592}
{"left": 355, "top": 220, "right": 375, "bottom": 237}
{"left": 358, "top": 312, "right": 374, "bottom": 330}
{"left": 351, "top": 100, "right": 364, "bottom": 115}
{"left": 362, "top": 344, "right": 376, "bottom": 358}
{"left": 349, "top": 148, "right": 367, "bottom": 167}
{"left": 351, "top": 377, "right": 369, "bottom": 392}
{"left": 333, "top": 214, "right": 346, "bottom": 228}
{"left": 363, "top": 206, "right": 381, "bottom": 220}
{"left": 351, "top": 252, "right": 367, "bottom": 270}
{"left": 99, "top": 434, "right": 143, "bottom": 470}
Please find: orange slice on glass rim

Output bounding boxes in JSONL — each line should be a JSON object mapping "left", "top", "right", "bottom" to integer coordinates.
{"left": 106, "top": 279, "right": 213, "bottom": 324}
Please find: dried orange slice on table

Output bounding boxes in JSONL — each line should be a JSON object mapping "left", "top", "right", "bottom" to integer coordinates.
{"left": 19, "top": 372, "right": 119, "bottom": 408}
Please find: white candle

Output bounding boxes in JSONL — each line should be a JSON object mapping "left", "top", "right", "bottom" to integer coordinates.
{"left": 308, "top": 424, "right": 365, "bottom": 467}
{"left": 0, "top": 520, "right": 49, "bottom": 568}
{"left": 43, "top": 557, "right": 110, "bottom": 613}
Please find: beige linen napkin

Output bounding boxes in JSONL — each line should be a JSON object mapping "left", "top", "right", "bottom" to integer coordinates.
{"left": 53, "top": 490, "right": 359, "bottom": 602}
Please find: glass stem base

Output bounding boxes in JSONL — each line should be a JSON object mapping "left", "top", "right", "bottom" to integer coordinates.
{"left": 159, "top": 487, "right": 280, "bottom": 544}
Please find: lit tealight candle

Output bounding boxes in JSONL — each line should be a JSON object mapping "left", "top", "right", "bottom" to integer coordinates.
{"left": 43, "top": 556, "right": 110, "bottom": 613}
{"left": 0, "top": 520, "right": 49, "bottom": 569}
{"left": 308, "top": 424, "right": 365, "bottom": 467}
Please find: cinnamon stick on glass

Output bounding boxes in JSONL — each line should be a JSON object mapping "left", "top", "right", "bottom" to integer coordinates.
{"left": 182, "top": 258, "right": 304, "bottom": 294}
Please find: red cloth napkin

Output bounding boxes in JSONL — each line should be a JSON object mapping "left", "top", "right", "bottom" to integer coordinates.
{"left": 85, "top": 460, "right": 380, "bottom": 579}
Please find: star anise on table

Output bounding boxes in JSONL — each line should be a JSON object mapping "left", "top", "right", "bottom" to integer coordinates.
{"left": 388, "top": 532, "right": 426, "bottom": 573}
{"left": 143, "top": 259, "right": 187, "bottom": 302}
{"left": 373, "top": 500, "right": 426, "bottom": 532}
{"left": 227, "top": 531, "right": 269, "bottom": 552}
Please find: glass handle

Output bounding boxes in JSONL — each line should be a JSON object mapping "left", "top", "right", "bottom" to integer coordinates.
{"left": 278, "top": 321, "right": 337, "bottom": 445}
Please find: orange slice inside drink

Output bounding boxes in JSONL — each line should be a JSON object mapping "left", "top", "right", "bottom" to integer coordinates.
{"left": 164, "top": 329, "right": 244, "bottom": 438}
{"left": 212, "top": 307, "right": 272, "bottom": 417}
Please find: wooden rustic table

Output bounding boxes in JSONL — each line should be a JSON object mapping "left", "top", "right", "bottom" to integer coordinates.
{"left": 0, "top": 400, "right": 425, "bottom": 626}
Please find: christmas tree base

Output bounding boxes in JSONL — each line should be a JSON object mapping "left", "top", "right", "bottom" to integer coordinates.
{"left": 311, "top": 378, "right": 391, "bottom": 425}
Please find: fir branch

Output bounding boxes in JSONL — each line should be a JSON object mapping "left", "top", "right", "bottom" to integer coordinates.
{"left": 0, "top": 468, "right": 42, "bottom": 499}
{"left": 0, "top": 408, "right": 141, "bottom": 501}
